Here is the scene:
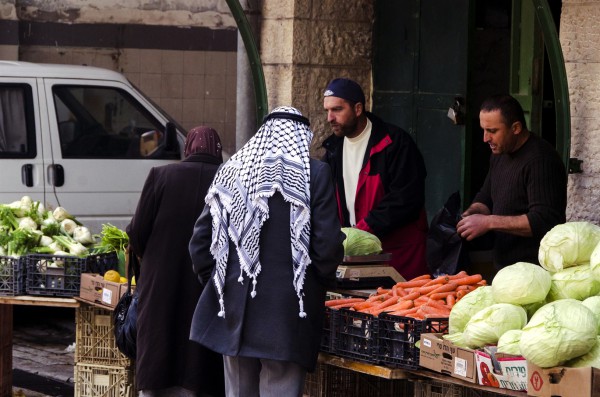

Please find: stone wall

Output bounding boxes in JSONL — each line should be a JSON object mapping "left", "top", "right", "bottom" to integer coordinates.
{"left": 560, "top": 0, "right": 600, "bottom": 223}
{"left": 261, "top": 0, "right": 373, "bottom": 155}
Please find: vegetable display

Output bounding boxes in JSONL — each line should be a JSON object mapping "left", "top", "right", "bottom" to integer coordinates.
{"left": 325, "top": 271, "right": 486, "bottom": 318}
{"left": 0, "top": 196, "right": 127, "bottom": 261}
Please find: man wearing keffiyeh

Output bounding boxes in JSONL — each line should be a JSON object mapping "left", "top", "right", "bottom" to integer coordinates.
{"left": 189, "top": 106, "right": 344, "bottom": 397}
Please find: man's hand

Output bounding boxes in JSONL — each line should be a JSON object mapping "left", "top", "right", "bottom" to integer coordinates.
{"left": 457, "top": 214, "right": 490, "bottom": 241}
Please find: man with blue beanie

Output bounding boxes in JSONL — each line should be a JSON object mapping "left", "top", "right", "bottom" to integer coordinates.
{"left": 321, "top": 77, "right": 429, "bottom": 280}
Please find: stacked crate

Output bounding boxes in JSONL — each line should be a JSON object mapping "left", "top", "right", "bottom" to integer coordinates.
{"left": 74, "top": 302, "right": 136, "bottom": 397}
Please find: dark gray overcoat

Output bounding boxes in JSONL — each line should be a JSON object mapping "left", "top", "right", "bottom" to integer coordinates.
{"left": 127, "top": 153, "right": 225, "bottom": 395}
{"left": 189, "top": 159, "right": 344, "bottom": 371}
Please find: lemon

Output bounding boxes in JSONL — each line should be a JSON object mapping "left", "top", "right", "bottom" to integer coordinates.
{"left": 131, "top": 276, "right": 136, "bottom": 286}
{"left": 103, "top": 270, "right": 121, "bottom": 283}
{"left": 119, "top": 277, "right": 127, "bottom": 284}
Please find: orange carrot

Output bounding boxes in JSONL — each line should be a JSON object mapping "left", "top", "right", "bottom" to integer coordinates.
{"left": 416, "top": 284, "right": 442, "bottom": 295}
{"left": 457, "top": 285, "right": 475, "bottom": 291}
{"left": 447, "top": 271, "right": 468, "bottom": 279}
{"left": 372, "top": 295, "right": 401, "bottom": 310}
{"left": 331, "top": 302, "right": 364, "bottom": 310}
{"left": 389, "top": 306, "right": 419, "bottom": 317}
{"left": 422, "top": 275, "right": 450, "bottom": 287}
{"left": 352, "top": 300, "right": 378, "bottom": 311}
{"left": 394, "top": 279, "right": 431, "bottom": 289}
{"left": 426, "top": 282, "right": 458, "bottom": 296}
{"left": 409, "top": 274, "right": 432, "bottom": 281}
{"left": 371, "top": 299, "right": 414, "bottom": 316}
{"left": 418, "top": 304, "right": 450, "bottom": 318}
{"left": 446, "top": 294, "right": 456, "bottom": 308}
{"left": 325, "top": 298, "right": 364, "bottom": 307}
{"left": 377, "top": 287, "right": 390, "bottom": 295}
{"left": 399, "top": 291, "right": 421, "bottom": 301}
{"left": 425, "top": 298, "right": 451, "bottom": 310}
{"left": 453, "top": 274, "right": 483, "bottom": 286}
{"left": 429, "top": 291, "right": 457, "bottom": 301}
{"left": 456, "top": 289, "right": 467, "bottom": 300}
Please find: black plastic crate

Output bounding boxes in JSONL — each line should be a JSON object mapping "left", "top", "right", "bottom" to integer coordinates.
{"left": 26, "top": 254, "right": 87, "bottom": 297}
{"left": 85, "top": 252, "right": 119, "bottom": 274}
{"left": 377, "top": 313, "right": 449, "bottom": 370}
{"left": 332, "top": 309, "right": 378, "bottom": 364}
{"left": 320, "top": 307, "right": 337, "bottom": 353}
{"left": 0, "top": 256, "right": 26, "bottom": 296}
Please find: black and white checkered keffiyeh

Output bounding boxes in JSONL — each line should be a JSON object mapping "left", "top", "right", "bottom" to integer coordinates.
{"left": 205, "top": 106, "right": 312, "bottom": 318}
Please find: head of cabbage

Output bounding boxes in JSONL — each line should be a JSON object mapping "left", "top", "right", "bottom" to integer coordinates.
{"left": 497, "top": 329, "right": 523, "bottom": 356}
{"left": 341, "top": 227, "right": 382, "bottom": 256}
{"left": 582, "top": 296, "right": 600, "bottom": 334}
{"left": 538, "top": 222, "right": 600, "bottom": 272}
{"left": 449, "top": 285, "right": 495, "bottom": 334}
{"left": 547, "top": 264, "right": 600, "bottom": 301}
{"left": 491, "top": 262, "right": 551, "bottom": 305}
{"left": 463, "top": 303, "right": 527, "bottom": 349}
{"left": 519, "top": 299, "right": 597, "bottom": 368}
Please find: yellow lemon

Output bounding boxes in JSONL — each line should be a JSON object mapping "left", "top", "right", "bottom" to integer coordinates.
{"left": 119, "top": 277, "right": 127, "bottom": 284}
{"left": 103, "top": 270, "right": 121, "bottom": 283}
{"left": 131, "top": 276, "right": 136, "bottom": 286}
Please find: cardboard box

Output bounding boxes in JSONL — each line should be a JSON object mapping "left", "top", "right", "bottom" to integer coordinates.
{"left": 419, "top": 333, "right": 477, "bottom": 383}
{"left": 527, "top": 363, "right": 600, "bottom": 397}
{"left": 79, "top": 273, "right": 129, "bottom": 308}
{"left": 475, "top": 347, "right": 527, "bottom": 391}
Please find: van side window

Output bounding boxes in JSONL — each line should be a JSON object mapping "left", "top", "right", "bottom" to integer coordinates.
{"left": 53, "top": 85, "right": 177, "bottom": 159}
{"left": 0, "top": 84, "right": 36, "bottom": 158}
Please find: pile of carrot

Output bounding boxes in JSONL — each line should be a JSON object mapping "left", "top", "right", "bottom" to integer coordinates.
{"left": 324, "top": 271, "right": 486, "bottom": 320}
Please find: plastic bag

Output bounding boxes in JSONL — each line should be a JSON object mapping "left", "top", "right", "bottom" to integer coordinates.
{"left": 426, "top": 191, "right": 468, "bottom": 276}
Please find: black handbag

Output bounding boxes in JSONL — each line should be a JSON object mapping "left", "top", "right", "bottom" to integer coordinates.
{"left": 113, "top": 249, "right": 140, "bottom": 360}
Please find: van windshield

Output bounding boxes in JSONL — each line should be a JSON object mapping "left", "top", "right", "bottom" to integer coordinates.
{"left": 53, "top": 85, "right": 179, "bottom": 159}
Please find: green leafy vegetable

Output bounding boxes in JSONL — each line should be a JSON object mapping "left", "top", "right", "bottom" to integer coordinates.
{"left": 341, "top": 227, "right": 382, "bottom": 256}
{"left": 519, "top": 299, "right": 597, "bottom": 368}
{"left": 491, "top": 262, "right": 551, "bottom": 305}
{"left": 539, "top": 221, "right": 600, "bottom": 272}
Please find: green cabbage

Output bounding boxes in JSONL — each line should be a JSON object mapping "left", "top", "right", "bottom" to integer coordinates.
{"left": 442, "top": 332, "right": 470, "bottom": 348}
{"left": 566, "top": 336, "right": 600, "bottom": 368}
{"left": 538, "top": 222, "right": 600, "bottom": 272}
{"left": 463, "top": 303, "right": 527, "bottom": 349}
{"left": 519, "top": 299, "right": 597, "bottom": 368}
{"left": 341, "top": 227, "right": 382, "bottom": 256}
{"left": 448, "top": 285, "right": 495, "bottom": 334}
{"left": 590, "top": 241, "right": 600, "bottom": 282}
{"left": 491, "top": 262, "right": 551, "bottom": 305}
{"left": 497, "top": 329, "right": 523, "bottom": 356}
{"left": 547, "top": 264, "right": 600, "bottom": 301}
{"left": 582, "top": 296, "right": 600, "bottom": 333}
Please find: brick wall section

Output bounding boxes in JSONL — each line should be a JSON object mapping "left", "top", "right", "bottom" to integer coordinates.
{"left": 261, "top": 0, "right": 373, "bottom": 156}
{"left": 560, "top": 1, "right": 600, "bottom": 224}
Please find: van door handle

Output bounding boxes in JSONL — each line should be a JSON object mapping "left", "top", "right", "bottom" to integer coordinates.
{"left": 21, "top": 164, "right": 34, "bottom": 187}
{"left": 48, "top": 164, "right": 65, "bottom": 187}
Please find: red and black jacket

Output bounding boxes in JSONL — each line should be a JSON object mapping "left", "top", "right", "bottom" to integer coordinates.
{"left": 321, "top": 112, "right": 429, "bottom": 279}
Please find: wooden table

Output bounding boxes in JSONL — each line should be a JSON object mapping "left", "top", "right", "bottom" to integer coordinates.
{"left": 317, "top": 352, "right": 528, "bottom": 396}
{"left": 0, "top": 296, "right": 80, "bottom": 397}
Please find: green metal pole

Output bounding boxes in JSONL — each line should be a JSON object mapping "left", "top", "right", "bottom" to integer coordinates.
{"left": 532, "top": 0, "right": 571, "bottom": 171}
{"left": 225, "top": 0, "right": 269, "bottom": 127}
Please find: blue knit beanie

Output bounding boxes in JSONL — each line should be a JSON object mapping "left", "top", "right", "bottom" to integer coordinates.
{"left": 324, "top": 78, "right": 365, "bottom": 105}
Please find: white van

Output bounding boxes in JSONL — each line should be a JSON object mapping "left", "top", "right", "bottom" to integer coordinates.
{"left": 0, "top": 61, "right": 186, "bottom": 232}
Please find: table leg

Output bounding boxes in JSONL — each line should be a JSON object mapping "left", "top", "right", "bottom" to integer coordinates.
{"left": 0, "top": 304, "right": 13, "bottom": 397}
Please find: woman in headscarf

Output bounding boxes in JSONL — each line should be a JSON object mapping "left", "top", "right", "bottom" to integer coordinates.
{"left": 127, "top": 126, "right": 225, "bottom": 397}
{"left": 189, "top": 107, "right": 344, "bottom": 397}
